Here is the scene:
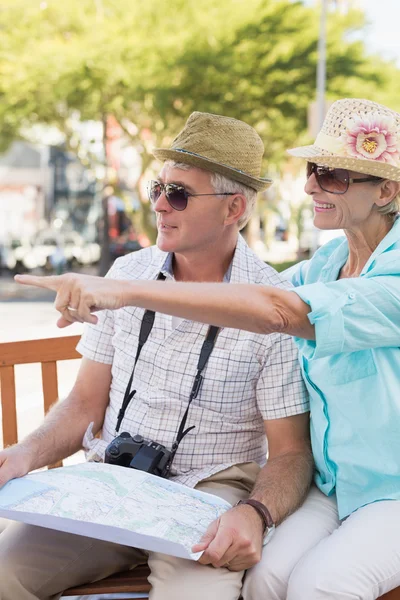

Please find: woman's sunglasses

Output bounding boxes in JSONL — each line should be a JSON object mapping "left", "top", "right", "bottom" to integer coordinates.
{"left": 147, "top": 180, "right": 233, "bottom": 211}
{"left": 307, "top": 163, "right": 383, "bottom": 195}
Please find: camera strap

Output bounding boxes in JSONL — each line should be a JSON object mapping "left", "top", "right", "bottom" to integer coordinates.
{"left": 172, "top": 325, "right": 219, "bottom": 450}
{"left": 116, "top": 271, "right": 220, "bottom": 440}
{"left": 115, "top": 272, "right": 219, "bottom": 440}
{"left": 116, "top": 272, "right": 166, "bottom": 432}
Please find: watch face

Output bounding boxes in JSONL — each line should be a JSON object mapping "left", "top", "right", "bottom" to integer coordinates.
{"left": 263, "top": 524, "right": 276, "bottom": 546}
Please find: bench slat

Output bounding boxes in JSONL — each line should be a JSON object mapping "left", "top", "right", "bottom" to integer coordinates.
{"left": 62, "top": 564, "right": 151, "bottom": 596}
{"left": 0, "top": 336, "right": 81, "bottom": 367}
{"left": 381, "top": 589, "right": 400, "bottom": 599}
{"left": 41, "top": 361, "right": 59, "bottom": 413}
{"left": 0, "top": 365, "right": 18, "bottom": 447}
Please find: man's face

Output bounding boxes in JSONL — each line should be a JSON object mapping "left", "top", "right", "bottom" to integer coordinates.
{"left": 153, "top": 164, "right": 232, "bottom": 255}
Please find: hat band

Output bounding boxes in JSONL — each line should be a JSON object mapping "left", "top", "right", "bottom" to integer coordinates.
{"left": 172, "top": 148, "right": 267, "bottom": 180}
{"left": 314, "top": 131, "right": 344, "bottom": 155}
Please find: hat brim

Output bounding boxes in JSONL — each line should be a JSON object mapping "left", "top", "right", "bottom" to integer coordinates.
{"left": 152, "top": 148, "right": 273, "bottom": 192}
{"left": 287, "top": 145, "right": 400, "bottom": 182}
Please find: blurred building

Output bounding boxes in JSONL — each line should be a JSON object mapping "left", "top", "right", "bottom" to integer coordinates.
{"left": 0, "top": 141, "right": 97, "bottom": 247}
{"left": 50, "top": 146, "right": 98, "bottom": 240}
{"left": 0, "top": 142, "right": 51, "bottom": 245}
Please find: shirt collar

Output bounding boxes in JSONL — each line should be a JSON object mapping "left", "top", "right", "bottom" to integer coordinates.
{"left": 159, "top": 252, "right": 175, "bottom": 280}
{"left": 158, "top": 242, "right": 240, "bottom": 283}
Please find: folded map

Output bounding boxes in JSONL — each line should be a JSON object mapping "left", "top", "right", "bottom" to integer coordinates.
{"left": 0, "top": 462, "right": 231, "bottom": 560}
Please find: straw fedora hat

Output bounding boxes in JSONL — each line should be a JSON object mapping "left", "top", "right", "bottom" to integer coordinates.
{"left": 288, "top": 98, "right": 400, "bottom": 182}
{"left": 152, "top": 112, "right": 272, "bottom": 192}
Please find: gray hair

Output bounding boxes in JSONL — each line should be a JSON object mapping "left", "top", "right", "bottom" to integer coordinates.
{"left": 163, "top": 161, "right": 257, "bottom": 229}
{"left": 366, "top": 177, "right": 400, "bottom": 216}
{"left": 377, "top": 194, "right": 400, "bottom": 216}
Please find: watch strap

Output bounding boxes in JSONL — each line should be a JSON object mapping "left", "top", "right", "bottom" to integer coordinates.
{"left": 236, "top": 499, "right": 274, "bottom": 532}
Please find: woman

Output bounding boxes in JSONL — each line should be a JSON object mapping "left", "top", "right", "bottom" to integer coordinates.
{"left": 16, "top": 98, "right": 400, "bottom": 599}
{"left": 242, "top": 98, "right": 400, "bottom": 600}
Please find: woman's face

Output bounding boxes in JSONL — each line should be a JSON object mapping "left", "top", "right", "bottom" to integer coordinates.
{"left": 304, "top": 165, "right": 383, "bottom": 230}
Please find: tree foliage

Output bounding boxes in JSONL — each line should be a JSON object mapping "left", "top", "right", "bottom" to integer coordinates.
{"left": 1, "top": 0, "right": 399, "bottom": 153}
{"left": 1, "top": 0, "right": 399, "bottom": 246}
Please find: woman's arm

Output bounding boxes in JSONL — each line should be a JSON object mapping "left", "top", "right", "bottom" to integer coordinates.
{"left": 15, "top": 273, "right": 315, "bottom": 339}
{"left": 125, "top": 280, "right": 314, "bottom": 338}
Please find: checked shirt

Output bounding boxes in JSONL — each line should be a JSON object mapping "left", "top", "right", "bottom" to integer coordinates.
{"left": 77, "top": 235, "right": 309, "bottom": 487}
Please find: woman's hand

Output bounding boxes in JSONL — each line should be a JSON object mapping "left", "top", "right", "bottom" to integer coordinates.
{"left": 15, "top": 273, "right": 129, "bottom": 328}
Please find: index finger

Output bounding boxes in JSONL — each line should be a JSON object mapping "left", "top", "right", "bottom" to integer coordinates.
{"left": 14, "top": 274, "right": 62, "bottom": 291}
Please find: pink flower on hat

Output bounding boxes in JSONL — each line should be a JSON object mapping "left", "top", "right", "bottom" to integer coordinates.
{"left": 340, "top": 114, "right": 400, "bottom": 165}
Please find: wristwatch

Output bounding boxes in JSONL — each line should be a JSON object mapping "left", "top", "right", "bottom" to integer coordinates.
{"left": 236, "top": 499, "right": 276, "bottom": 546}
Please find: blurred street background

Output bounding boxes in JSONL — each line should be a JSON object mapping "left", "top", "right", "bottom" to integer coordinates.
{"left": 1, "top": 0, "right": 400, "bottom": 447}
{"left": 1, "top": 0, "right": 400, "bottom": 284}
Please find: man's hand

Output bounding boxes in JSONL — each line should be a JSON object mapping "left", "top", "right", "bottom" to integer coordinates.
{"left": 15, "top": 273, "right": 128, "bottom": 328}
{"left": 0, "top": 445, "right": 33, "bottom": 489}
{"left": 192, "top": 504, "right": 264, "bottom": 571}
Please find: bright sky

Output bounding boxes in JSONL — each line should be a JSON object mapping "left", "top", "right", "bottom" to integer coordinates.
{"left": 302, "top": 1, "right": 400, "bottom": 66}
{"left": 361, "top": 0, "right": 400, "bottom": 66}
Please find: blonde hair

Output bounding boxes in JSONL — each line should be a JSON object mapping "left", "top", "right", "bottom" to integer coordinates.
{"left": 163, "top": 161, "right": 257, "bottom": 229}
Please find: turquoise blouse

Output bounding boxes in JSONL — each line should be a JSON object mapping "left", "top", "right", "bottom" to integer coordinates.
{"left": 287, "top": 217, "right": 400, "bottom": 519}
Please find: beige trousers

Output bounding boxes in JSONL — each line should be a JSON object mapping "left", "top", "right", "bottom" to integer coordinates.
{"left": 0, "top": 462, "right": 259, "bottom": 600}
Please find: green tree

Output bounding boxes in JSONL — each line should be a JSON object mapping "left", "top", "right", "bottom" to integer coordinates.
{"left": 1, "top": 0, "right": 399, "bottom": 251}
{"left": 2, "top": 0, "right": 398, "bottom": 155}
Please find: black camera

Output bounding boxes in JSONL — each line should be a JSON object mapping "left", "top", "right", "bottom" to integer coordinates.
{"left": 104, "top": 432, "right": 174, "bottom": 478}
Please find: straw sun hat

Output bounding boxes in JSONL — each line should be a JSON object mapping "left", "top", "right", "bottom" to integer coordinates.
{"left": 288, "top": 98, "right": 400, "bottom": 182}
{"left": 153, "top": 111, "right": 272, "bottom": 192}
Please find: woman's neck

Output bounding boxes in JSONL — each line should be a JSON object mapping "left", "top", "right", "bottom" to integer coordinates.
{"left": 339, "top": 215, "right": 394, "bottom": 279}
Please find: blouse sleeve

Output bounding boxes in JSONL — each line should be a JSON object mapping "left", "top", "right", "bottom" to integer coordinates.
{"left": 293, "top": 260, "right": 400, "bottom": 358}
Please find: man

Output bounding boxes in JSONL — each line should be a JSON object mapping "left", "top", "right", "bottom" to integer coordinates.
{"left": 2, "top": 111, "right": 312, "bottom": 600}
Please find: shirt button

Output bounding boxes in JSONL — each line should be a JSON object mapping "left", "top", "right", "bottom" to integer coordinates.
{"left": 348, "top": 292, "right": 356, "bottom": 300}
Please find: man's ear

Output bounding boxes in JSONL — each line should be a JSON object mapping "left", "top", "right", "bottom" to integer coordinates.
{"left": 375, "top": 180, "right": 400, "bottom": 209}
{"left": 225, "top": 194, "right": 246, "bottom": 226}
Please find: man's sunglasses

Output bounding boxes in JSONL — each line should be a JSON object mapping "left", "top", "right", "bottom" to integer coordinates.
{"left": 147, "top": 180, "right": 233, "bottom": 211}
{"left": 307, "top": 163, "right": 383, "bottom": 195}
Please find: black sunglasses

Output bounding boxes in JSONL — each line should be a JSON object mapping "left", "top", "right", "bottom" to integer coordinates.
{"left": 147, "top": 180, "right": 233, "bottom": 211}
{"left": 307, "top": 163, "right": 383, "bottom": 195}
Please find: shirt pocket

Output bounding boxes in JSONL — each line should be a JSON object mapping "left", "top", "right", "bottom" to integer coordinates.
{"left": 199, "top": 347, "right": 261, "bottom": 415}
{"left": 323, "top": 350, "right": 377, "bottom": 385}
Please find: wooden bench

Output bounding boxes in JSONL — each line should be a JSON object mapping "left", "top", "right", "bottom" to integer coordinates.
{"left": 0, "top": 335, "right": 399, "bottom": 600}
{"left": 0, "top": 335, "right": 151, "bottom": 598}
